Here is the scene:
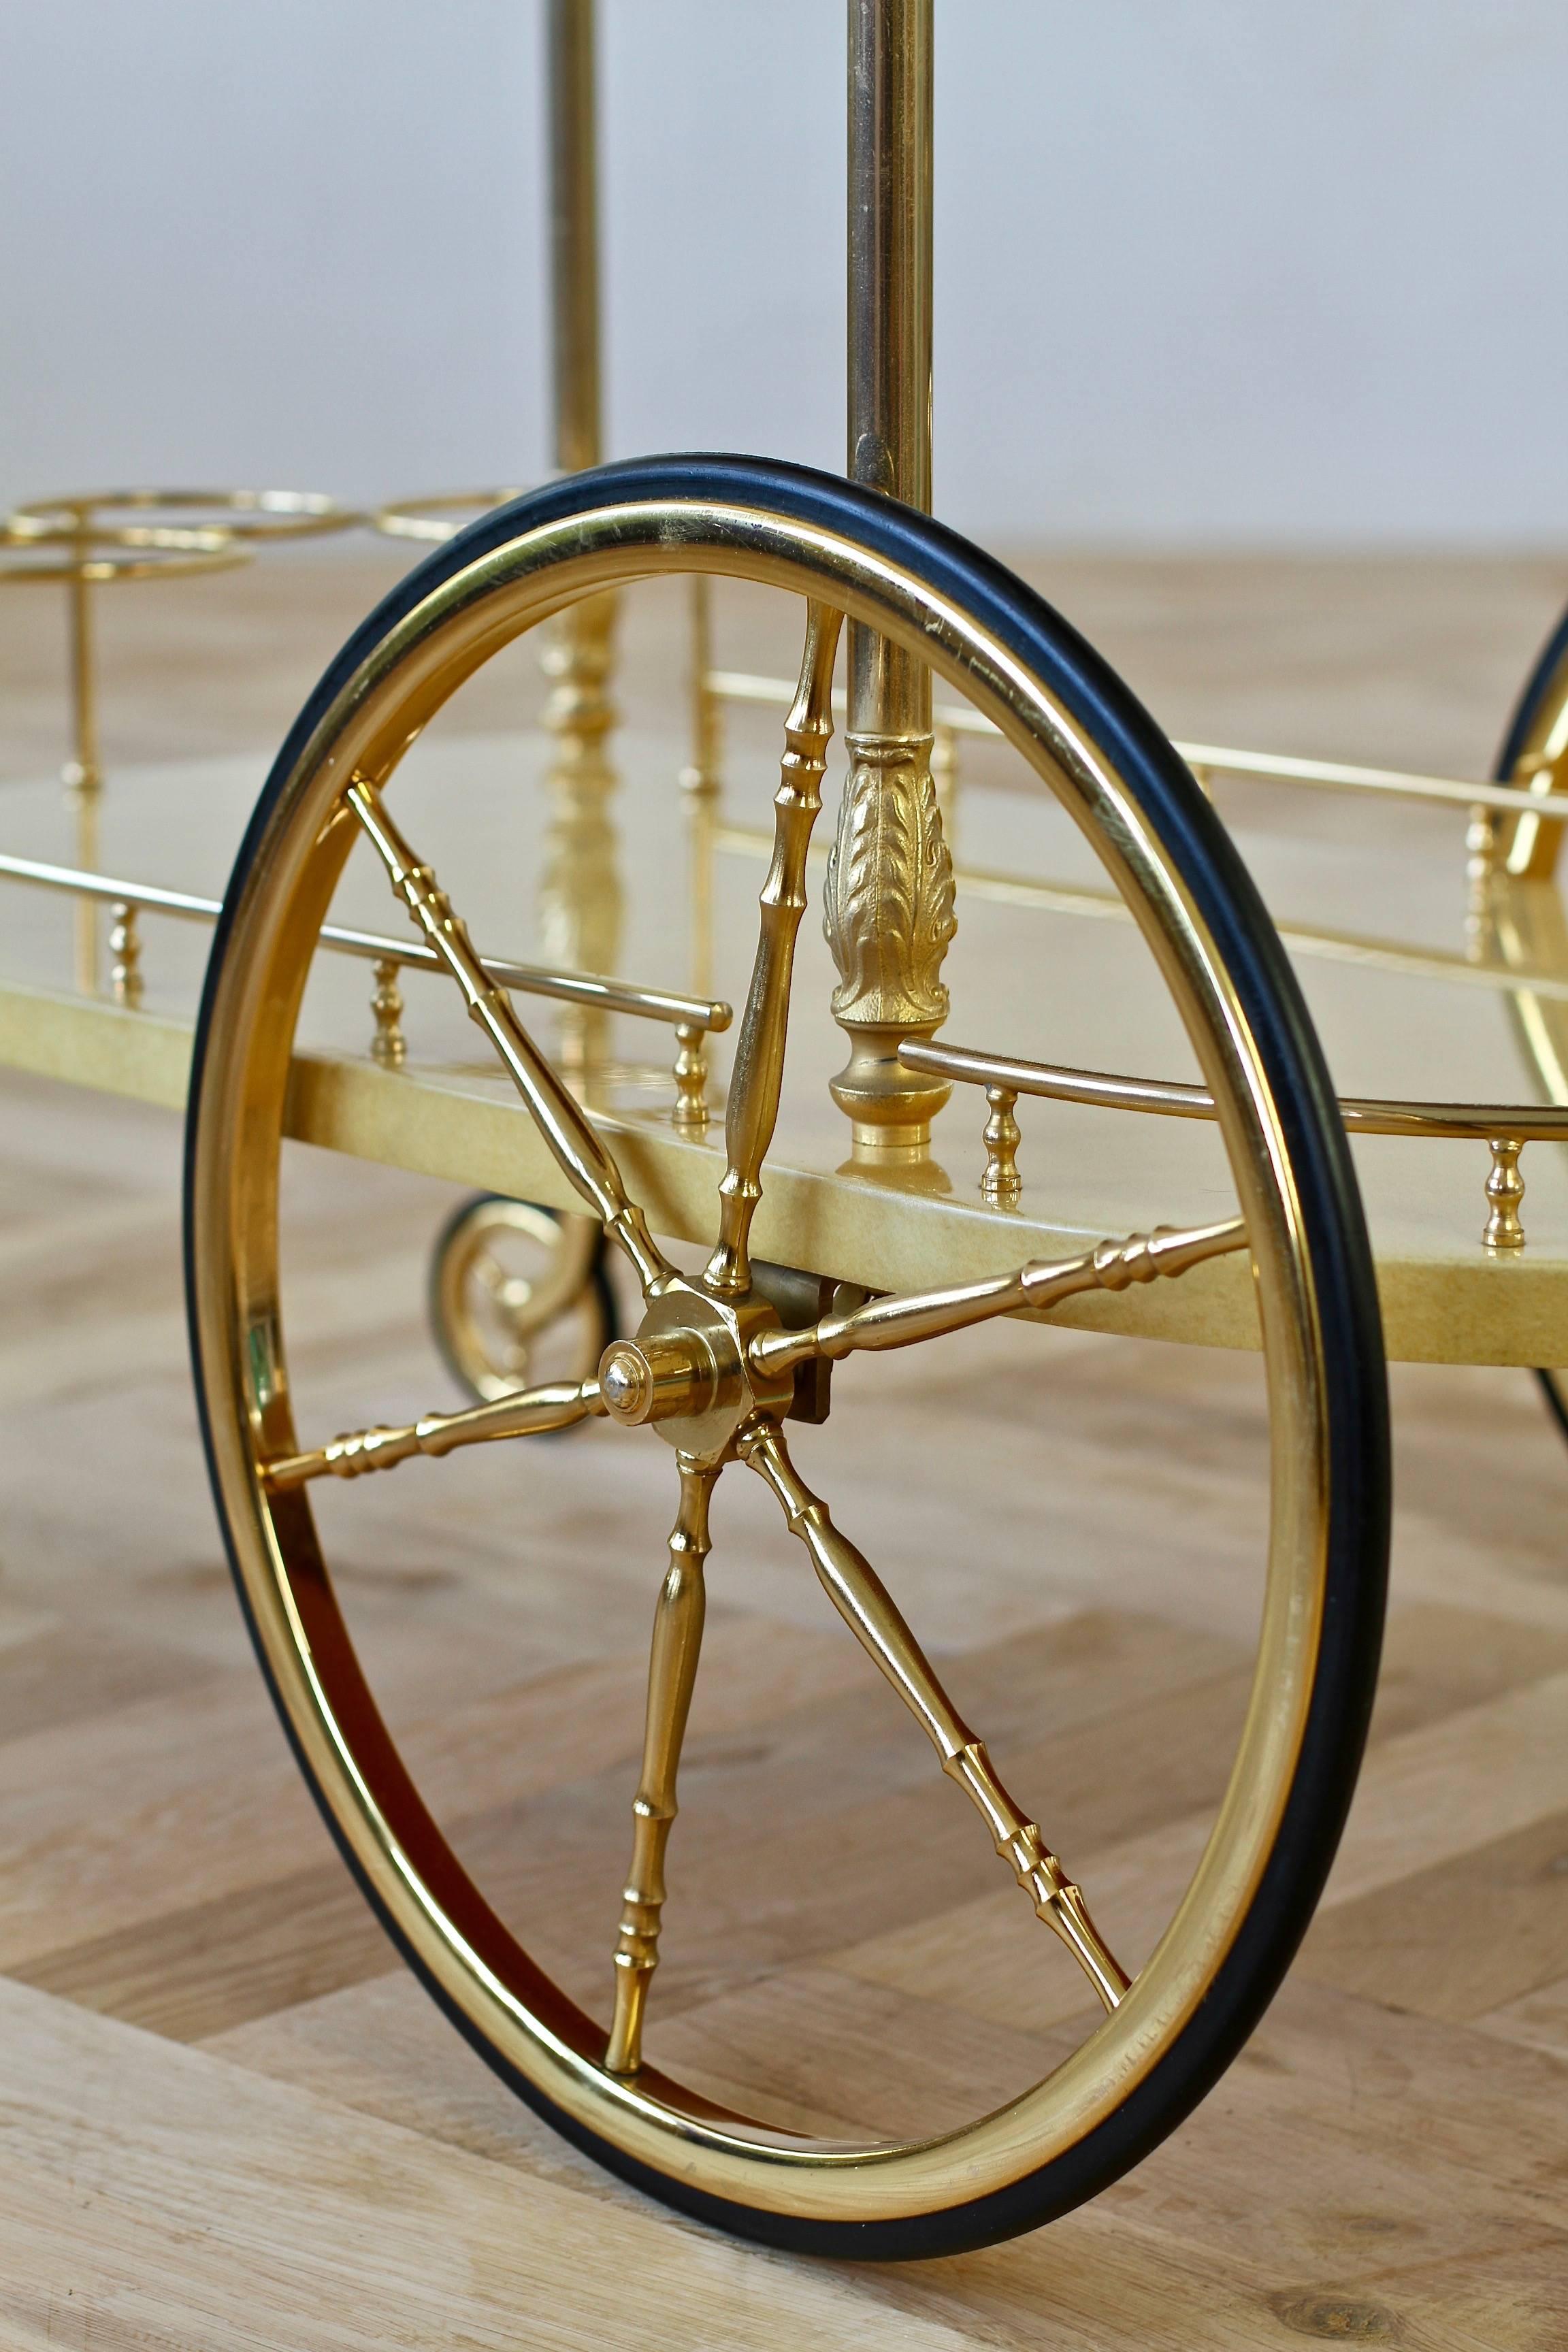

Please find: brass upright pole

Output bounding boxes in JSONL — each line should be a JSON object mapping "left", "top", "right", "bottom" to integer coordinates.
{"left": 549, "top": 0, "right": 601, "bottom": 474}
{"left": 538, "top": 0, "right": 621, "bottom": 1084}
{"left": 65, "top": 553, "right": 103, "bottom": 996}
{"left": 823, "top": 0, "right": 954, "bottom": 1158}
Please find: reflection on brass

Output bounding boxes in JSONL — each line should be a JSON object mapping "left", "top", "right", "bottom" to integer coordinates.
{"left": 346, "top": 777, "right": 671, "bottom": 1295}
{"left": 981, "top": 1083, "right": 1021, "bottom": 1204}
{"left": 264, "top": 1374, "right": 604, "bottom": 1488}
{"left": 108, "top": 902, "right": 142, "bottom": 1009}
{"left": 605, "top": 1454, "right": 717, "bottom": 2076}
{"left": 931, "top": 719, "right": 958, "bottom": 847}
{"left": 681, "top": 575, "right": 723, "bottom": 1002}
{"left": 705, "top": 603, "right": 845, "bottom": 1296}
{"left": 369, "top": 958, "right": 406, "bottom": 1068}
{"left": 538, "top": 588, "right": 621, "bottom": 1082}
{"left": 742, "top": 1418, "right": 1128, "bottom": 2010}
{"left": 750, "top": 1217, "right": 1247, "bottom": 1379}
{"left": 1484, "top": 1139, "right": 1526, "bottom": 1252}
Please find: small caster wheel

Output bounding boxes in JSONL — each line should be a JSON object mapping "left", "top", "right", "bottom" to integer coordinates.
{"left": 429, "top": 1194, "right": 617, "bottom": 1404}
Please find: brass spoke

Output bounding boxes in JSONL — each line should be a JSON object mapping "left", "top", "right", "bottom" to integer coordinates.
{"left": 605, "top": 1454, "right": 718, "bottom": 2074}
{"left": 704, "top": 604, "right": 843, "bottom": 1295}
{"left": 347, "top": 779, "right": 672, "bottom": 1296}
{"left": 749, "top": 1215, "right": 1247, "bottom": 1379}
{"left": 742, "top": 1418, "right": 1129, "bottom": 2012}
{"left": 263, "top": 1376, "right": 604, "bottom": 1489}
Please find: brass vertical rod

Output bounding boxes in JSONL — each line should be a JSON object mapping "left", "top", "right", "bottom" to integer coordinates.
{"left": 826, "top": 0, "right": 954, "bottom": 1155}
{"left": 847, "top": 0, "right": 932, "bottom": 567}
{"left": 549, "top": 0, "right": 601, "bottom": 474}
{"left": 682, "top": 575, "right": 722, "bottom": 1002}
{"left": 540, "top": 0, "right": 620, "bottom": 1086}
{"left": 65, "top": 553, "right": 103, "bottom": 996}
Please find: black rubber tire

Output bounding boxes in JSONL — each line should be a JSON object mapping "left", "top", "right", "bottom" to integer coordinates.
{"left": 1496, "top": 602, "right": 1568, "bottom": 788}
{"left": 1495, "top": 606, "right": 1568, "bottom": 1450}
{"left": 186, "top": 453, "right": 1389, "bottom": 2258}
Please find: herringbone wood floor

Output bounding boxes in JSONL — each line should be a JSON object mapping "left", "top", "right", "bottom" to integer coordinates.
{"left": 2, "top": 552, "right": 1567, "bottom": 2347}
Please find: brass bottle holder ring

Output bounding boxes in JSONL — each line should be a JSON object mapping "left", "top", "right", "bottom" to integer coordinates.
{"left": 8, "top": 486, "right": 361, "bottom": 543}
{"left": 372, "top": 489, "right": 532, "bottom": 545}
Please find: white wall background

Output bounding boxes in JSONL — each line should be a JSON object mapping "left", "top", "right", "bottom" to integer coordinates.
{"left": 5, "top": 1, "right": 1567, "bottom": 544}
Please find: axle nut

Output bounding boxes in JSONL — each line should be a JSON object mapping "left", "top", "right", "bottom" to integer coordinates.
{"left": 600, "top": 1341, "right": 655, "bottom": 1425}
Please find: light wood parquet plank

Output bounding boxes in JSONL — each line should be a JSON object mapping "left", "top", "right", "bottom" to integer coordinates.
{"left": 5, "top": 1605, "right": 1240, "bottom": 2042}
{"left": 0, "top": 1610, "right": 864, "bottom": 2020}
{"left": 205, "top": 1963, "right": 1568, "bottom": 2351}
{"left": 1296, "top": 1806, "right": 1568, "bottom": 2022}
{"left": 1475, "top": 1972, "right": 1568, "bottom": 2063}
{"left": 834, "top": 1601, "right": 1568, "bottom": 2031}
{"left": 0, "top": 1978, "right": 992, "bottom": 2352}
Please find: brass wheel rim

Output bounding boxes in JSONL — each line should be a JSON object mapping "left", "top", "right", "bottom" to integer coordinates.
{"left": 189, "top": 486, "right": 1348, "bottom": 2227}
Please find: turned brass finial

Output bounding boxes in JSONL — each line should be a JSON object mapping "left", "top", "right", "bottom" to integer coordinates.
{"left": 370, "top": 957, "right": 406, "bottom": 1068}
{"left": 108, "top": 900, "right": 142, "bottom": 1009}
{"left": 1483, "top": 1137, "right": 1526, "bottom": 1251}
{"left": 980, "top": 1085, "right": 1021, "bottom": 1204}
{"left": 671, "top": 1024, "right": 708, "bottom": 1130}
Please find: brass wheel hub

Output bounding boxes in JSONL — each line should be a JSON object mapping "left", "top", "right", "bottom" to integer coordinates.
{"left": 598, "top": 1279, "right": 791, "bottom": 1462}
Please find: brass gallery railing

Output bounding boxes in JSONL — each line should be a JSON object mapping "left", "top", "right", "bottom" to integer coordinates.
{"left": 0, "top": 851, "right": 731, "bottom": 1130}
{"left": 898, "top": 1038, "right": 1568, "bottom": 1254}
{"left": 708, "top": 664, "right": 1568, "bottom": 1251}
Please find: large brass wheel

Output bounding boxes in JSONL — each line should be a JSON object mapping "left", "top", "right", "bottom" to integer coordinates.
{"left": 185, "top": 457, "right": 1388, "bottom": 2256}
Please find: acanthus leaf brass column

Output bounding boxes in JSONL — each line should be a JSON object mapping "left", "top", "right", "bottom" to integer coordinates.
{"left": 823, "top": 0, "right": 956, "bottom": 1158}
{"left": 538, "top": 0, "right": 621, "bottom": 1087}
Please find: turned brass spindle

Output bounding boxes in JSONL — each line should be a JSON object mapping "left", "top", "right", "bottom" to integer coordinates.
{"left": 605, "top": 1455, "right": 717, "bottom": 2075}
{"left": 671, "top": 1023, "right": 709, "bottom": 1130}
{"left": 742, "top": 1419, "right": 1128, "bottom": 2010}
{"left": 1484, "top": 1137, "right": 1526, "bottom": 1250}
{"left": 108, "top": 900, "right": 142, "bottom": 1009}
{"left": 749, "top": 1215, "right": 1249, "bottom": 1378}
{"left": 347, "top": 779, "right": 672, "bottom": 1296}
{"left": 264, "top": 1375, "right": 604, "bottom": 1489}
{"left": 681, "top": 574, "right": 723, "bottom": 1004}
{"left": 65, "top": 551, "right": 103, "bottom": 997}
{"left": 369, "top": 957, "right": 406, "bottom": 1068}
{"left": 704, "top": 604, "right": 845, "bottom": 1295}
{"left": 981, "top": 1084, "right": 1021, "bottom": 1203}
